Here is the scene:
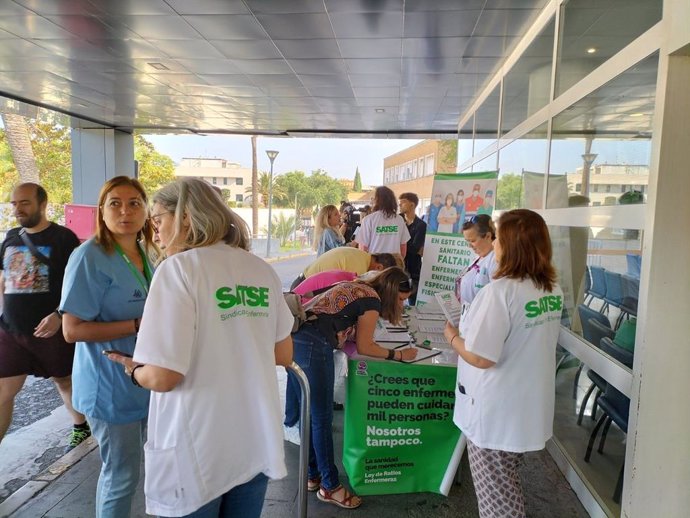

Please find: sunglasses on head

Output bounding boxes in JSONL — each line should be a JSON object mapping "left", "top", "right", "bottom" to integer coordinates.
{"left": 399, "top": 279, "right": 413, "bottom": 292}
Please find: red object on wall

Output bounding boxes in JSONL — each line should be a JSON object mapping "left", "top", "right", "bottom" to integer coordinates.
{"left": 64, "top": 204, "right": 97, "bottom": 241}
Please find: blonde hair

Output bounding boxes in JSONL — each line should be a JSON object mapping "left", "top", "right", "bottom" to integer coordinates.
{"left": 152, "top": 178, "right": 251, "bottom": 252}
{"left": 313, "top": 204, "right": 343, "bottom": 251}
{"left": 95, "top": 176, "right": 156, "bottom": 255}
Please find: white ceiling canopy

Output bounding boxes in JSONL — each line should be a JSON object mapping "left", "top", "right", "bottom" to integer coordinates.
{"left": 0, "top": 0, "right": 549, "bottom": 136}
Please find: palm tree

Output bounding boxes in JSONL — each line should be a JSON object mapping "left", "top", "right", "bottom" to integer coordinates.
{"left": 246, "top": 171, "right": 287, "bottom": 207}
{"left": 251, "top": 135, "right": 258, "bottom": 238}
{"left": 1, "top": 113, "right": 39, "bottom": 183}
{"left": 269, "top": 213, "right": 296, "bottom": 247}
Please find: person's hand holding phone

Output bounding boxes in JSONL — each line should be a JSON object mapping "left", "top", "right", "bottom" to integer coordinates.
{"left": 103, "top": 349, "right": 140, "bottom": 377}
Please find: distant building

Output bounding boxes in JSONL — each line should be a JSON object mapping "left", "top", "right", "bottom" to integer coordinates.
{"left": 383, "top": 140, "right": 457, "bottom": 214}
{"left": 175, "top": 157, "right": 252, "bottom": 204}
{"left": 566, "top": 164, "right": 649, "bottom": 205}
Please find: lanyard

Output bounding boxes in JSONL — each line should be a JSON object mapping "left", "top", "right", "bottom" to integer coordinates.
{"left": 114, "top": 243, "right": 152, "bottom": 296}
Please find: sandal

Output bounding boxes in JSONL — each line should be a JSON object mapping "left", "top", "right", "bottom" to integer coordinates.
{"left": 317, "top": 484, "right": 362, "bottom": 509}
{"left": 307, "top": 477, "right": 321, "bottom": 492}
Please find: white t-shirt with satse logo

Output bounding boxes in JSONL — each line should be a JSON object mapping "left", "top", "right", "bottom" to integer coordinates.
{"left": 356, "top": 211, "right": 410, "bottom": 255}
{"left": 455, "top": 277, "right": 563, "bottom": 453}
{"left": 134, "top": 242, "right": 294, "bottom": 517}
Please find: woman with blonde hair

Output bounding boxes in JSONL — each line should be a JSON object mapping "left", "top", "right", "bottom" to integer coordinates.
{"left": 313, "top": 204, "right": 345, "bottom": 256}
{"left": 108, "top": 178, "right": 293, "bottom": 518}
{"left": 444, "top": 209, "right": 563, "bottom": 518}
{"left": 60, "top": 175, "right": 156, "bottom": 518}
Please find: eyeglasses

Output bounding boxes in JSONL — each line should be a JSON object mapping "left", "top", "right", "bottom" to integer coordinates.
{"left": 149, "top": 211, "right": 172, "bottom": 227}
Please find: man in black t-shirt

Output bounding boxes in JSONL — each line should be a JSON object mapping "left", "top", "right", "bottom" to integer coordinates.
{"left": 0, "top": 183, "right": 90, "bottom": 448}
{"left": 399, "top": 193, "right": 427, "bottom": 305}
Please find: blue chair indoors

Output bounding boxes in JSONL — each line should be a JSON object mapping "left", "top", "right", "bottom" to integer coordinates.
{"left": 625, "top": 253, "right": 642, "bottom": 279}
{"left": 603, "top": 270, "right": 624, "bottom": 316}
{"left": 616, "top": 274, "right": 640, "bottom": 328}
{"left": 574, "top": 305, "right": 611, "bottom": 399}
{"left": 588, "top": 266, "right": 607, "bottom": 309}
{"left": 584, "top": 337, "right": 634, "bottom": 504}
{"left": 577, "top": 315, "right": 615, "bottom": 425}
{"left": 583, "top": 267, "right": 594, "bottom": 306}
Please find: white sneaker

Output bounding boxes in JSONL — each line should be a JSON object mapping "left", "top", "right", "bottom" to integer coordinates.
{"left": 283, "top": 424, "right": 301, "bottom": 446}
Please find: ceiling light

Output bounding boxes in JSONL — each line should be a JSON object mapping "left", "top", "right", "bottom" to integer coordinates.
{"left": 586, "top": 48, "right": 597, "bottom": 54}
{"left": 630, "top": 113, "right": 645, "bottom": 117}
{"left": 148, "top": 62, "right": 170, "bottom": 71}
{"left": 375, "top": 108, "right": 385, "bottom": 113}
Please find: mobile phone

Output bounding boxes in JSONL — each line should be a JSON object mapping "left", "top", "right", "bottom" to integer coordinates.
{"left": 102, "top": 349, "right": 133, "bottom": 358}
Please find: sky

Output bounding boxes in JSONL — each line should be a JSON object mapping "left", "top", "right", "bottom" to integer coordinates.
{"left": 144, "top": 134, "right": 422, "bottom": 187}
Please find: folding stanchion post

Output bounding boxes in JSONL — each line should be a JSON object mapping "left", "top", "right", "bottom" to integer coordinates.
{"left": 286, "top": 361, "right": 311, "bottom": 518}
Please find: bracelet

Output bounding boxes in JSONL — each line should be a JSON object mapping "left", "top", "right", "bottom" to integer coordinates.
{"left": 130, "top": 364, "right": 145, "bottom": 387}
{"left": 386, "top": 349, "right": 396, "bottom": 360}
{"left": 133, "top": 318, "right": 140, "bottom": 333}
{"left": 450, "top": 335, "right": 459, "bottom": 346}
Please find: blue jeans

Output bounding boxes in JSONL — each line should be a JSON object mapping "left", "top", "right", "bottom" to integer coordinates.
{"left": 288, "top": 326, "right": 339, "bottom": 490}
{"left": 176, "top": 473, "right": 268, "bottom": 518}
{"left": 89, "top": 416, "right": 146, "bottom": 518}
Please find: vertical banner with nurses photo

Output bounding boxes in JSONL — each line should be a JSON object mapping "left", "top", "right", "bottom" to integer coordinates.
{"left": 416, "top": 172, "right": 498, "bottom": 308}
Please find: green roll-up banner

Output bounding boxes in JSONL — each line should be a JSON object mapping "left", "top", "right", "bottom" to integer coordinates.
{"left": 343, "top": 359, "right": 461, "bottom": 495}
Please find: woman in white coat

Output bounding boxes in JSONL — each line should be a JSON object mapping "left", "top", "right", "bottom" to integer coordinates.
{"left": 108, "top": 178, "right": 293, "bottom": 518}
{"left": 444, "top": 209, "right": 563, "bottom": 518}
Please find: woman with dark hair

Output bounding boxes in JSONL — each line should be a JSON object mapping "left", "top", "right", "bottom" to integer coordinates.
{"left": 60, "top": 176, "right": 157, "bottom": 518}
{"left": 108, "top": 178, "right": 293, "bottom": 518}
{"left": 443, "top": 209, "right": 563, "bottom": 518}
{"left": 454, "top": 214, "right": 498, "bottom": 320}
{"left": 357, "top": 186, "right": 410, "bottom": 257}
{"left": 286, "top": 266, "right": 417, "bottom": 509}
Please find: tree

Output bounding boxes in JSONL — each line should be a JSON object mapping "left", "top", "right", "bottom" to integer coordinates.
{"left": 247, "top": 171, "right": 287, "bottom": 207}
{"left": 353, "top": 167, "right": 362, "bottom": 191}
{"left": 29, "top": 121, "right": 72, "bottom": 204}
{"left": 0, "top": 131, "right": 19, "bottom": 201}
{"left": 1, "top": 113, "right": 39, "bottom": 183}
{"left": 496, "top": 173, "right": 523, "bottom": 210}
{"left": 438, "top": 140, "right": 458, "bottom": 172}
{"left": 134, "top": 134, "right": 175, "bottom": 195}
{"left": 268, "top": 212, "right": 296, "bottom": 247}
{"left": 251, "top": 135, "right": 258, "bottom": 237}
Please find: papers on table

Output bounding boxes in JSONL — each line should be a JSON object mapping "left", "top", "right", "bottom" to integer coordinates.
{"left": 401, "top": 348, "right": 443, "bottom": 363}
{"left": 374, "top": 319, "right": 412, "bottom": 343}
{"left": 416, "top": 321, "right": 447, "bottom": 334}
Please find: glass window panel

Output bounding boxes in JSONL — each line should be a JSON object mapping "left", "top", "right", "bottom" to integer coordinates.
{"left": 552, "top": 222, "right": 641, "bottom": 515}
{"left": 473, "top": 86, "right": 500, "bottom": 155}
{"left": 501, "top": 18, "right": 555, "bottom": 135}
{"left": 457, "top": 117, "right": 474, "bottom": 169}
{"left": 548, "top": 52, "right": 658, "bottom": 208}
{"left": 471, "top": 153, "right": 497, "bottom": 174}
{"left": 555, "top": 0, "right": 662, "bottom": 97}
{"left": 497, "top": 123, "right": 548, "bottom": 210}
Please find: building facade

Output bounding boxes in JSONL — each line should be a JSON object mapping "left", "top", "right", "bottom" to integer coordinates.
{"left": 175, "top": 157, "right": 252, "bottom": 204}
{"left": 383, "top": 140, "right": 457, "bottom": 214}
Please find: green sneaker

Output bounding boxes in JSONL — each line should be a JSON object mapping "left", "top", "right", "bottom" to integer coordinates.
{"left": 68, "top": 423, "right": 91, "bottom": 448}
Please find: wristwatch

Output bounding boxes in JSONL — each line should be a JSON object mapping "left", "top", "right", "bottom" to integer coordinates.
{"left": 54, "top": 309, "right": 64, "bottom": 318}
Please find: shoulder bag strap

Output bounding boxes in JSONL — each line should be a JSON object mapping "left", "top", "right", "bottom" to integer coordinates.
{"left": 18, "top": 228, "right": 53, "bottom": 267}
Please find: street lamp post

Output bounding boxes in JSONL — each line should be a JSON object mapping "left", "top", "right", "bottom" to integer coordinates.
{"left": 265, "top": 150, "right": 279, "bottom": 258}
{"left": 293, "top": 193, "right": 299, "bottom": 245}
